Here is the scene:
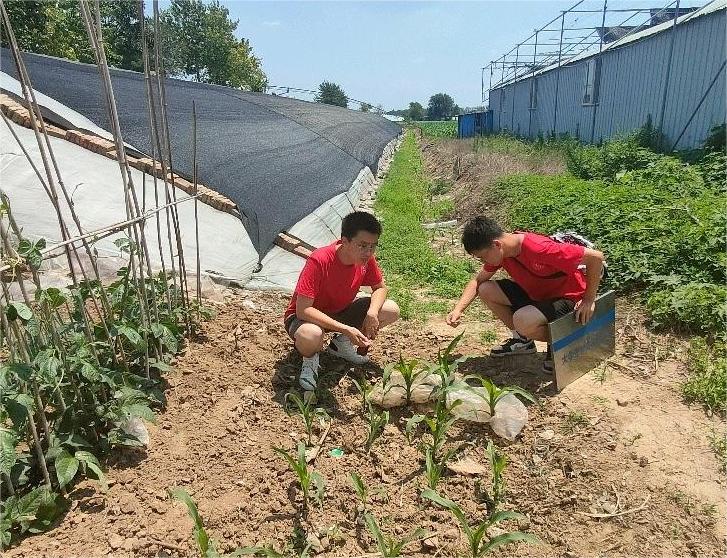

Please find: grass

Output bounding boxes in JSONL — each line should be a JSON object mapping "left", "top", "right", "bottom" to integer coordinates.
{"left": 708, "top": 429, "right": 726, "bottom": 474}
{"left": 682, "top": 339, "right": 726, "bottom": 413}
{"left": 562, "top": 411, "right": 590, "bottom": 433}
{"left": 375, "top": 132, "right": 474, "bottom": 318}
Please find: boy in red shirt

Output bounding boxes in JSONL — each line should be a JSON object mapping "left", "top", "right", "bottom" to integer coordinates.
{"left": 447, "top": 216, "right": 604, "bottom": 372}
{"left": 284, "top": 211, "right": 400, "bottom": 390}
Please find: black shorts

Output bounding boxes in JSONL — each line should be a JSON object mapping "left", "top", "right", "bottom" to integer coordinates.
{"left": 496, "top": 279, "right": 575, "bottom": 323}
{"left": 284, "top": 297, "right": 371, "bottom": 338}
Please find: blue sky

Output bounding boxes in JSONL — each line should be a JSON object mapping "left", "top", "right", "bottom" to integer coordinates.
{"left": 181, "top": 1, "right": 700, "bottom": 111}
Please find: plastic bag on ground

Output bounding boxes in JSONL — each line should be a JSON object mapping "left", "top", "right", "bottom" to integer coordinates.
{"left": 447, "top": 386, "right": 528, "bottom": 441}
{"left": 121, "top": 416, "right": 150, "bottom": 447}
{"left": 369, "top": 371, "right": 442, "bottom": 408}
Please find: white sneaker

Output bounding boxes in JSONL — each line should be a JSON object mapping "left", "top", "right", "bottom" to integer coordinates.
{"left": 299, "top": 353, "right": 320, "bottom": 391}
{"left": 326, "top": 334, "right": 369, "bottom": 365}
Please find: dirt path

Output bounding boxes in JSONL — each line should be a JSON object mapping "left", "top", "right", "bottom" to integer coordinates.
{"left": 6, "top": 288, "right": 725, "bottom": 558}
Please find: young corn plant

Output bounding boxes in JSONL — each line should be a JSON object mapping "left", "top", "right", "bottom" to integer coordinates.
{"left": 481, "top": 441, "right": 507, "bottom": 514}
{"left": 349, "top": 471, "right": 369, "bottom": 510}
{"left": 432, "top": 331, "right": 468, "bottom": 391}
{"left": 394, "top": 355, "right": 428, "bottom": 406}
{"left": 284, "top": 392, "right": 329, "bottom": 446}
{"left": 364, "top": 512, "right": 427, "bottom": 557}
{"left": 464, "top": 376, "right": 536, "bottom": 416}
{"left": 423, "top": 445, "right": 460, "bottom": 490}
{"left": 352, "top": 376, "right": 373, "bottom": 413}
{"left": 421, "top": 489, "right": 538, "bottom": 557}
{"left": 273, "top": 442, "right": 325, "bottom": 513}
{"left": 364, "top": 402, "right": 389, "bottom": 453}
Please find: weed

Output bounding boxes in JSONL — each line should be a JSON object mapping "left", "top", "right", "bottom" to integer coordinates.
{"left": 273, "top": 442, "right": 325, "bottom": 512}
{"left": 364, "top": 403, "right": 389, "bottom": 453}
{"left": 421, "top": 489, "right": 538, "bottom": 557}
{"left": 364, "top": 512, "right": 427, "bottom": 557}
{"left": 430, "top": 178, "right": 452, "bottom": 196}
{"left": 464, "top": 376, "right": 536, "bottom": 416}
{"left": 562, "top": 411, "right": 589, "bottom": 433}
{"left": 480, "top": 329, "right": 498, "bottom": 345}
{"left": 682, "top": 339, "right": 726, "bottom": 413}
{"left": 624, "top": 433, "right": 643, "bottom": 446}
{"left": 591, "top": 395, "right": 610, "bottom": 405}
{"left": 284, "top": 392, "right": 329, "bottom": 446}
{"left": 708, "top": 429, "right": 726, "bottom": 474}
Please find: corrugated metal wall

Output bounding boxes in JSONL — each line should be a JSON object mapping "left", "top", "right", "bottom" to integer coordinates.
{"left": 489, "top": 8, "right": 726, "bottom": 149}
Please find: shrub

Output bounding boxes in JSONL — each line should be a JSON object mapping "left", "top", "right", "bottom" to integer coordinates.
{"left": 565, "top": 138, "right": 658, "bottom": 180}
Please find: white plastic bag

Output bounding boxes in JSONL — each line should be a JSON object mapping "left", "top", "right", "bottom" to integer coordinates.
{"left": 447, "top": 386, "right": 528, "bottom": 441}
{"left": 121, "top": 416, "right": 150, "bottom": 447}
{"left": 369, "top": 371, "right": 442, "bottom": 408}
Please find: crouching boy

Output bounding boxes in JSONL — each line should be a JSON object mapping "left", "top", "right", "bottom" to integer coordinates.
{"left": 283, "top": 211, "right": 400, "bottom": 390}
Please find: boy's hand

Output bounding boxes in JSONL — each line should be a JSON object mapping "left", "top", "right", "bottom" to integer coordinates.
{"left": 446, "top": 308, "right": 463, "bottom": 328}
{"left": 362, "top": 312, "right": 380, "bottom": 339}
{"left": 344, "top": 326, "right": 371, "bottom": 347}
{"left": 574, "top": 296, "right": 596, "bottom": 324}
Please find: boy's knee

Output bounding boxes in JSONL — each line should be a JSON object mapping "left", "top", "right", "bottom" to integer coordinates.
{"left": 477, "top": 280, "right": 498, "bottom": 301}
{"left": 295, "top": 323, "right": 324, "bottom": 344}
{"left": 512, "top": 306, "right": 545, "bottom": 336}
{"left": 379, "top": 299, "right": 400, "bottom": 325}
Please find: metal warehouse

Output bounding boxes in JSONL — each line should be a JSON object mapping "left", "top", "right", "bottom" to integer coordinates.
{"left": 477, "top": 0, "right": 726, "bottom": 149}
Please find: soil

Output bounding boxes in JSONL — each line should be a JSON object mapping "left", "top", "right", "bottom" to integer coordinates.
{"left": 6, "top": 135, "right": 725, "bottom": 558}
{"left": 5, "top": 290, "right": 725, "bottom": 558}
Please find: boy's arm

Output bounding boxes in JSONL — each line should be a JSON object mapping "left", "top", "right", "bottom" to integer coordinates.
{"left": 447, "top": 267, "right": 496, "bottom": 327}
{"left": 362, "top": 281, "right": 389, "bottom": 339}
{"left": 574, "top": 248, "right": 605, "bottom": 324}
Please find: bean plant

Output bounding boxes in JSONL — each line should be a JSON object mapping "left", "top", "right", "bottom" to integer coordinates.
{"left": 421, "top": 489, "right": 538, "bottom": 557}
{"left": 274, "top": 442, "right": 325, "bottom": 513}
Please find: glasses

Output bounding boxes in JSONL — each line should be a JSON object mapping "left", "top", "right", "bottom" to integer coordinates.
{"left": 354, "top": 241, "right": 378, "bottom": 252}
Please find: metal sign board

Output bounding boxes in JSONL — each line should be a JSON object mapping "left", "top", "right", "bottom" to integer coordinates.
{"left": 548, "top": 290, "right": 616, "bottom": 391}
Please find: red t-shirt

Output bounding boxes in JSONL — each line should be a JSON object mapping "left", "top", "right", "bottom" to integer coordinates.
{"left": 284, "top": 240, "right": 384, "bottom": 320}
{"left": 484, "top": 232, "right": 586, "bottom": 301}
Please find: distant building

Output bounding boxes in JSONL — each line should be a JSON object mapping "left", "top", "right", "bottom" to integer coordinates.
{"left": 487, "top": 0, "right": 726, "bottom": 149}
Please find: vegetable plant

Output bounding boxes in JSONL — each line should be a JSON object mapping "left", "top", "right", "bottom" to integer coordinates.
{"left": 481, "top": 441, "right": 507, "bottom": 514}
{"left": 284, "top": 392, "right": 329, "bottom": 446}
{"left": 364, "top": 512, "right": 427, "bottom": 557}
{"left": 349, "top": 471, "right": 369, "bottom": 510}
{"left": 274, "top": 442, "right": 325, "bottom": 512}
{"left": 394, "top": 356, "right": 428, "bottom": 405}
{"left": 421, "top": 489, "right": 538, "bottom": 557}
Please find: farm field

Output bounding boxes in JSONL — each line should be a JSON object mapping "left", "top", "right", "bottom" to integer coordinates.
{"left": 5, "top": 132, "right": 725, "bottom": 558}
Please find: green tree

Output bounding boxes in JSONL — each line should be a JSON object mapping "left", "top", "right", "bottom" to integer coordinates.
{"left": 315, "top": 81, "right": 348, "bottom": 108}
{"left": 407, "top": 101, "right": 425, "bottom": 121}
{"left": 360, "top": 102, "right": 372, "bottom": 112}
{"left": 427, "top": 93, "right": 456, "bottom": 121}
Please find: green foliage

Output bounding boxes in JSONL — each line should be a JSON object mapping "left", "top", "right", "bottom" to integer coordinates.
{"left": 565, "top": 137, "right": 659, "bottom": 181}
{"left": 364, "top": 512, "right": 427, "bottom": 557}
{"left": 349, "top": 471, "right": 369, "bottom": 509}
{"left": 407, "top": 101, "right": 425, "bottom": 122}
{"left": 682, "top": 339, "right": 726, "bottom": 414}
{"left": 421, "top": 489, "right": 538, "bottom": 557}
{"left": 413, "top": 121, "right": 457, "bottom": 138}
{"left": 374, "top": 132, "right": 474, "bottom": 317}
{"left": 393, "top": 356, "right": 428, "bottom": 406}
{"left": 274, "top": 442, "right": 325, "bottom": 512}
{"left": 315, "top": 81, "right": 348, "bottom": 108}
{"left": 497, "top": 153, "right": 727, "bottom": 336}
{"left": 0, "top": 487, "right": 66, "bottom": 548}
{"left": 426, "top": 93, "right": 457, "bottom": 121}
{"left": 703, "top": 123, "right": 726, "bottom": 153}
{"left": 481, "top": 442, "right": 507, "bottom": 514}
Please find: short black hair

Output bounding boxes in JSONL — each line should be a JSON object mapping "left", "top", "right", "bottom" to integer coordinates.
{"left": 341, "top": 211, "right": 382, "bottom": 239}
{"left": 462, "top": 216, "right": 504, "bottom": 253}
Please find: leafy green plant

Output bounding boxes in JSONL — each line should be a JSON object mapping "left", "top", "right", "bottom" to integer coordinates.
{"left": 352, "top": 376, "right": 373, "bottom": 413}
{"left": 274, "top": 442, "right": 325, "bottom": 512}
{"left": 464, "top": 376, "right": 536, "bottom": 416}
{"left": 423, "top": 445, "right": 459, "bottom": 490}
{"left": 421, "top": 489, "right": 538, "bottom": 557}
{"left": 0, "top": 487, "right": 66, "bottom": 548}
{"left": 681, "top": 339, "right": 726, "bottom": 413}
{"left": 350, "top": 471, "right": 369, "bottom": 510}
{"left": 364, "top": 403, "right": 390, "bottom": 453}
{"left": 284, "top": 392, "right": 329, "bottom": 446}
{"left": 364, "top": 512, "right": 427, "bottom": 557}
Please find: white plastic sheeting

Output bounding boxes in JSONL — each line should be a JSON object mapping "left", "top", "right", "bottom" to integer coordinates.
{"left": 0, "top": 119, "right": 259, "bottom": 283}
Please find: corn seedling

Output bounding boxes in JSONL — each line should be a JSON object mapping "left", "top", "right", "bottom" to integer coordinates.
{"left": 394, "top": 355, "right": 428, "bottom": 405}
{"left": 480, "top": 441, "right": 507, "bottom": 514}
{"left": 352, "top": 376, "right": 373, "bottom": 413}
{"left": 273, "top": 442, "right": 325, "bottom": 512}
{"left": 364, "top": 402, "right": 389, "bottom": 453}
{"left": 404, "top": 414, "right": 426, "bottom": 444}
{"left": 284, "top": 392, "right": 329, "bottom": 446}
{"left": 423, "top": 445, "right": 459, "bottom": 490}
{"left": 421, "top": 397, "right": 461, "bottom": 458}
{"left": 171, "top": 487, "right": 257, "bottom": 557}
{"left": 464, "top": 376, "right": 536, "bottom": 416}
{"left": 421, "top": 489, "right": 538, "bottom": 557}
{"left": 349, "top": 471, "right": 369, "bottom": 509}
{"left": 364, "top": 512, "right": 427, "bottom": 557}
